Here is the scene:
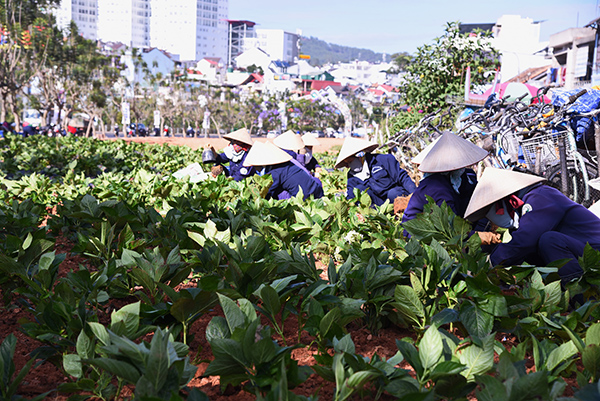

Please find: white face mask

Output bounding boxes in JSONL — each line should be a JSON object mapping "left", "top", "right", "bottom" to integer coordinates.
{"left": 224, "top": 144, "right": 245, "bottom": 162}
{"left": 348, "top": 157, "right": 363, "bottom": 173}
{"left": 304, "top": 149, "right": 313, "bottom": 163}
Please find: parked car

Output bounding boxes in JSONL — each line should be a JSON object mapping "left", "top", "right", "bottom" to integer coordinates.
{"left": 266, "top": 130, "right": 280, "bottom": 138}
{"left": 310, "top": 130, "right": 325, "bottom": 138}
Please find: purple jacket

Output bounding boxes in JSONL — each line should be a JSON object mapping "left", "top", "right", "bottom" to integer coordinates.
{"left": 490, "top": 185, "right": 600, "bottom": 266}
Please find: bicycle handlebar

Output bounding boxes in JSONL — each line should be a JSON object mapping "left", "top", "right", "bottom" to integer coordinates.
{"left": 515, "top": 93, "right": 528, "bottom": 102}
{"left": 568, "top": 89, "right": 587, "bottom": 104}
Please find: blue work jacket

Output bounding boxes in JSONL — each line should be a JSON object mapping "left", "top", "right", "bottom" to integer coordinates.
{"left": 402, "top": 169, "right": 477, "bottom": 223}
{"left": 267, "top": 161, "right": 324, "bottom": 200}
{"left": 490, "top": 185, "right": 600, "bottom": 266}
{"left": 347, "top": 153, "right": 416, "bottom": 206}
{"left": 215, "top": 151, "right": 255, "bottom": 181}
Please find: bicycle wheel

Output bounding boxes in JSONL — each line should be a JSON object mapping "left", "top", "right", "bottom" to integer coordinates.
{"left": 545, "top": 159, "right": 598, "bottom": 207}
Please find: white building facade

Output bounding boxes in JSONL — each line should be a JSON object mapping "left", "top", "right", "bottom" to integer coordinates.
{"left": 54, "top": 0, "right": 228, "bottom": 61}
{"left": 52, "top": 0, "right": 98, "bottom": 40}
{"left": 243, "top": 29, "right": 299, "bottom": 63}
{"left": 492, "top": 15, "right": 550, "bottom": 82}
{"left": 150, "top": 0, "right": 229, "bottom": 61}
{"left": 97, "top": 0, "right": 151, "bottom": 48}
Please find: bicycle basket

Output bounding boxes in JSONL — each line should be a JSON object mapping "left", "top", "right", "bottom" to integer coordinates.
{"left": 519, "top": 131, "right": 567, "bottom": 171}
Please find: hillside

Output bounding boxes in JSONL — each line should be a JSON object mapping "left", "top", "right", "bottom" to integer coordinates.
{"left": 300, "top": 36, "right": 386, "bottom": 66}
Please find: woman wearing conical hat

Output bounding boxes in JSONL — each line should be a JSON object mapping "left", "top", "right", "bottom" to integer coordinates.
{"left": 335, "top": 137, "right": 416, "bottom": 206}
{"left": 207, "top": 128, "right": 255, "bottom": 181}
{"left": 301, "top": 133, "right": 323, "bottom": 176}
{"left": 464, "top": 168, "right": 600, "bottom": 288}
{"left": 274, "top": 130, "right": 323, "bottom": 197}
{"left": 402, "top": 132, "right": 488, "bottom": 225}
{"left": 274, "top": 130, "right": 312, "bottom": 173}
{"left": 243, "top": 141, "right": 324, "bottom": 200}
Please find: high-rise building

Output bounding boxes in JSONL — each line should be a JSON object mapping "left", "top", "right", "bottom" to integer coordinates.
{"left": 53, "top": 0, "right": 98, "bottom": 40}
{"left": 97, "top": 0, "right": 151, "bottom": 48}
{"left": 53, "top": 0, "right": 228, "bottom": 61}
{"left": 150, "top": 0, "right": 228, "bottom": 61}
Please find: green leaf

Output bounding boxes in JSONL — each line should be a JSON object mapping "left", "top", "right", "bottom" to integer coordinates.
{"left": 347, "top": 370, "right": 380, "bottom": 389}
{"left": 396, "top": 340, "right": 423, "bottom": 378}
{"left": 475, "top": 375, "right": 507, "bottom": 401}
{"left": 320, "top": 307, "right": 341, "bottom": 338}
{"left": 22, "top": 232, "right": 32, "bottom": 250}
{"left": 88, "top": 322, "right": 110, "bottom": 346}
{"left": 543, "top": 281, "right": 562, "bottom": 307}
{"left": 187, "top": 230, "right": 206, "bottom": 247}
{"left": 146, "top": 329, "right": 177, "bottom": 393}
{"left": 76, "top": 330, "right": 93, "bottom": 360}
{"left": 394, "top": 285, "right": 424, "bottom": 326}
{"left": 545, "top": 341, "right": 577, "bottom": 373}
{"left": 509, "top": 371, "right": 549, "bottom": 401}
{"left": 457, "top": 334, "right": 494, "bottom": 381}
{"left": 260, "top": 285, "right": 281, "bottom": 318}
{"left": 111, "top": 302, "right": 140, "bottom": 338}
{"left": 218, "top": 293, "right": 246, "bottom": 334}
{"left": 459, "top": 301, "right": 493, "bottom": 343}
{"left": 87, "top": 358, "right": 141, "bottom": 384}
{"left": 582, "top": 345, "right": 600, "bottom": 379}
{"left": 587, "top": 323, "right": 600, "bottom": 346}
{"left": 419, "top": 325, "right": 443, "bottom": 371}
{"left": 206, "top": 316, "right": 230, "bottom": 342}
{"left": 63, "top": 354, "right": 82, "bottom": 378}
{"left": 334, "top": 334, "right": 355, "bottom": 354}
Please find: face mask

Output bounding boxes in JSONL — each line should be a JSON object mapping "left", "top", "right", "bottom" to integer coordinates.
{"left": 232, "top": 143, "right": 245, "bottom": 153}
{"left": 486, "top": 200, "right": 519, "bottom": 229}
{"left": 257, "top": 166, "right": 271, "bottom": 176}
{"left": 304, "top": 149, "right": 313, "bottom": 164}
{"left": 448, "top": 168, "right": 465, "bottom": 193}
{"left": 348, "top": 157, "right": 363, "bottom": 173}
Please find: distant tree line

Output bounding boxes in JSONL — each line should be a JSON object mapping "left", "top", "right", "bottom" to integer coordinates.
{"left": 300, "top": 36, "right": 386, "bottom": 66}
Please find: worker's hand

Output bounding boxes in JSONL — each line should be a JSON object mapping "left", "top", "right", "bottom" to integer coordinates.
{"left": 314, "top": 167, "right": 323, "bottom": 177}
{"left": 476, "top": 231, "right": 502, "bottom": 245}
{"left": 211, "top": 165, "right": 224, "bottom": 178}
{"left": 393, "top": 195, "right": 412, "bottom": 214}
{"left": 206, "top": 143, "right": 216, "bottom": 153}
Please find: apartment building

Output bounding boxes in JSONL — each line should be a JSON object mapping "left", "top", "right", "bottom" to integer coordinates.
{"left": 53, "top": 0, "right": 228, "bottom": 61}
{"left": 53, "top": 0, "right": 98, "bottom": 40}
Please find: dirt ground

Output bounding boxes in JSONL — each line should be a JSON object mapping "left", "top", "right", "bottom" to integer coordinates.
{"left": 111, "top": 135, "right": 346, "bottom": 154}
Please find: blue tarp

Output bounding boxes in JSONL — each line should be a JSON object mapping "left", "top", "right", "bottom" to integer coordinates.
{"left": 551, "top": 89, "right": 600, "bottom": 143}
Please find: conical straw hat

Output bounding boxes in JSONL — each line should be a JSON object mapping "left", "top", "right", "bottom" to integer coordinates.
{"left": 274, "top": 130, "right": 305, "bottom": 151}
{"left": 418, "top": 132, "right": 488, "bottom": 173}
{"left": 223, "top": 127, "right": 254, "bottom": 146}
{"left": 334, "top": 137, "right": 379, "bottom": 169}
{"left": 411, "top": 136, "right": 441, "bottom": 165}
{"left": 302, "top": 133, "right": 321, "bottom": 147}
{"left": 464, "top": 168, "right": 546, "bottom": 222}
{"left": 243, "top": 141, "right": 293, "bottom": 167}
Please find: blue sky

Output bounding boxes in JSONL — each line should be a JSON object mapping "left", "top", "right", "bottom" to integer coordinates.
{"left": 229, "top": 0, "right": 598, "bottom": 55}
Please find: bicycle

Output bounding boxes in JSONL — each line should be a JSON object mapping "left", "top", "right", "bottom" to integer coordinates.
{"left": 518, "top": 89, "right": 599, "bottom": 206}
